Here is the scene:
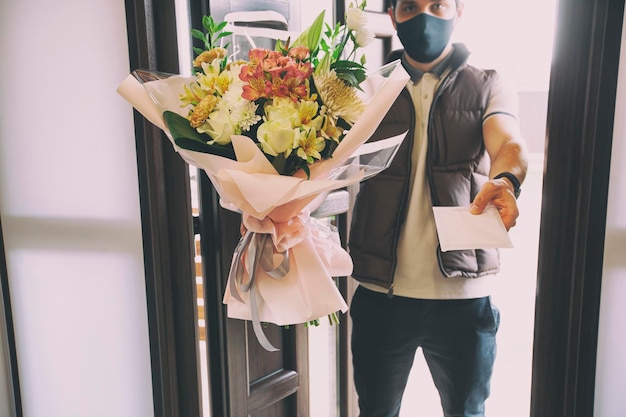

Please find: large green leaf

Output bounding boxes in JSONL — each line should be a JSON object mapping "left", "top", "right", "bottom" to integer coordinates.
{"left": 163, "top": 111, "right": 236, "bottom": 160}
{"left": 292, "top": 10, "right": 325, "bottom": 51}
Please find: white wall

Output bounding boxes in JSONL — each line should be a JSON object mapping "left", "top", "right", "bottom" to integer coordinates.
{"left": 454, "top": 0, "right": 556, "bottom": 92}
{"left": 0, "top": 1, "right": 154, "bottom": 417}
{"left": 594, "top": 11, "right": 626, "bottom": 417}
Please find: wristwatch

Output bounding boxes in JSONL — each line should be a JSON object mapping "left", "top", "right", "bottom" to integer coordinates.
{"left": 494, "top": 172, "right": 521, "bottom": 199}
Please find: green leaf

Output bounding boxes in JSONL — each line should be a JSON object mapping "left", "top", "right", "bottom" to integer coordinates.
{"left": 334, "top": 67, "right": 366, "bottom": 89}
{"left": 336, "top": 71, "right": 361, "bottom": 89}
{"left": 331, "top": 59, "right": 365, "bottom": 70}
{"left": 202, "top": 15, "right": 212, "bottom": 30}
{"left": 219, "top": 31, "right": 234, "bottom": 38}
{"left": 214, "top": 31, "right": 233, "bottom": 42}
{"left": 271, "top": 153, "right": 286, "bottom": 174}
{"left": 353, "top": 68, "right": 367, "bottom": 84}
{"left": 320, "top": 38, "right": 330, "bottom": 52}
{"left": 191, "top": 29, "right": 206, "bottom": 41}
{"left": 163, "top": 111, "right": 236, "bottom": 160}
{"left": 292, "top": 10, "right": 325, "bottom": 50}
{"left": 215, "top": 21, "right": 228, "bottom": 31}
{"left": 306, "top": 12, "right": 325, "bottom": 51}
{"left": 315, "top": 53, "right": 331, "bottom": 75}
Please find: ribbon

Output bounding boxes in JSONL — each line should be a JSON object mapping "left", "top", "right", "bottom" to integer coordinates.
{"left": 228, "top": 231, "right": 290, "bottom": 351}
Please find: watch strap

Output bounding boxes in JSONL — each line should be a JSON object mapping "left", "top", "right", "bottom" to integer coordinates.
{"left": 494, "top": 172, "right": 521, "bottom": 199}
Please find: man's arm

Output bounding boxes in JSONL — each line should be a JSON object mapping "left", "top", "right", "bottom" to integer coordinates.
{"left": 470, "top": 114, "right": 529, "bottom": 230}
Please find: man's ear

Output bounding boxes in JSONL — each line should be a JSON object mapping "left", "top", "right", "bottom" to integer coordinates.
{"left": 388, "top": 7, "right": 397, "bottom": 29}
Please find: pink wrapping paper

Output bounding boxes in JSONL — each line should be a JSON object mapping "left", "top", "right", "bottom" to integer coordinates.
{"left": 225, "top": 211, "right": 352, "bottom": 326}
{"left": 117, "top": 61, "right": 410, "bottom": 334}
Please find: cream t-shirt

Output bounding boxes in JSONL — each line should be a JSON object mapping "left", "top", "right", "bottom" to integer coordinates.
{"left": 362, "top": 68, "right": 519, "bottom": 299}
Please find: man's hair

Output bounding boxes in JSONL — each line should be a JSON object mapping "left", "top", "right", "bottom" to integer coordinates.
{"left": 386, "top": 0, "right": 462, "bottom": 9}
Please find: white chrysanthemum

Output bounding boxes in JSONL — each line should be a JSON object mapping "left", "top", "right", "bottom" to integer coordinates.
{"left": 345, "top": 7, "right": 367, "bottom": 31}
{"left": 314, "top": 70, "right": 365, "bottom": 125}
{"left": 215, "top": 81, "right": 261, "bottom": 132}
{"left": 355, "top": 27, "right": 375, "bottom": 47}
{"left": 232, "top": 100, "right": 261, "bottom": 132}
{"left": 219, "top": 83, "right": 245, "bottom": 110}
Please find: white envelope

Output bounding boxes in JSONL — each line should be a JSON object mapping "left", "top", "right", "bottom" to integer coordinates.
{"left": 432, "top": 205, "right": 513, "bottom": 252}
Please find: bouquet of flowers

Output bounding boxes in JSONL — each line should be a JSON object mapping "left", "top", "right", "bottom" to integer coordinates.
{"left": 118, "top": 2, "right": 409, "bottom": 350}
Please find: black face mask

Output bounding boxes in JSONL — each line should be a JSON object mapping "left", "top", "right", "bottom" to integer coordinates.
{"left": 396, "top": 13, "right": 455, "bottom": 63}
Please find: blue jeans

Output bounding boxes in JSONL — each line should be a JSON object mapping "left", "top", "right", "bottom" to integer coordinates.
{"left": 350, "top": 286, "right": 500, "bottom": 417}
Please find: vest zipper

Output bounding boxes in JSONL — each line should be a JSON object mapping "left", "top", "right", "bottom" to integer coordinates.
{"left": 386, "top": 283, "right": 395, "bottom": 298}
{"left": 388, "top": 89, "right": 415, "bottom": 290}
{"left": 428, "top": 73, "right": 457, "bottom": 278}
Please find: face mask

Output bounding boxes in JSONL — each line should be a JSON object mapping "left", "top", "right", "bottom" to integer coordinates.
{"left": 396, "top": 13, "right": 455, "bottom": 63}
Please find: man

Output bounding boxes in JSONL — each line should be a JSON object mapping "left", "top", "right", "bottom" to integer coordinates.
{"left": 348, "top": 0, "right": 529, "bottom": 416}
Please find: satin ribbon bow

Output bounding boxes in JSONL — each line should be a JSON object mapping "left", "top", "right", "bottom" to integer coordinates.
{"left": 228, "top": 230, "right": 290, "bottom": 351}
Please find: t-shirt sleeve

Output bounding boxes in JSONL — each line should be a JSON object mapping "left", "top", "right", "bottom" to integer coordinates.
{"left": 483, "top": 72, "right": 520, "bottom": 123}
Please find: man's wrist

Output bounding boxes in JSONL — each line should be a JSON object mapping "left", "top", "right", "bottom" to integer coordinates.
{"left": 493, "top": 172, "right": 521, "bottom": 199}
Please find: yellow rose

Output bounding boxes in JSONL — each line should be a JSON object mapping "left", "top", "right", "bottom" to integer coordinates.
{"left": 264, "top": 98, "right": 301, "bottom": 129}
{"left": 197, "top": 109, "right": 235, "bottom": 145}
{"left": 256, "top": 119, "right": 298, "bottom": 156}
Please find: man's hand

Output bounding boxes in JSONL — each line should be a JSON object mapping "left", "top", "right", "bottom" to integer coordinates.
{"left": 470, "top": 177, "right": 519, "bottom": 230}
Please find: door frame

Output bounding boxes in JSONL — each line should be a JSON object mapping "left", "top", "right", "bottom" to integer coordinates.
{"left": 123, "top": 1, "right": 202, "bottom": 416}
{"left": 531, "top": 0, "right": 624, "bottom": 416}
{"left": 0, "top": 216, "right": 22, "bottom": 417}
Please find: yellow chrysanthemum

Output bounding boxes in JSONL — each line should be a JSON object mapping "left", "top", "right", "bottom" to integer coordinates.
{"left": 192, "top": 47, "right": 227, "bottom": 68}
{"left": 189, "top": 95, "right": 218, "bottom": 128}
{"left": 314, "top": 70, "right": 365, "bottom": 125}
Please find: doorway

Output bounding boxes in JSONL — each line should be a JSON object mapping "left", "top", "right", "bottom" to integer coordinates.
{"left": 182, "top": 0, "right": 557, "bottom": 416}
{"left": 125, "top": 3, "right": 620, "bottom": 414}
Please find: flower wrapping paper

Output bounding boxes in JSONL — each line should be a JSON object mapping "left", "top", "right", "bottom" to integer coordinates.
{"left": 117, "top": 61, "right": 409, "bottom": 333}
